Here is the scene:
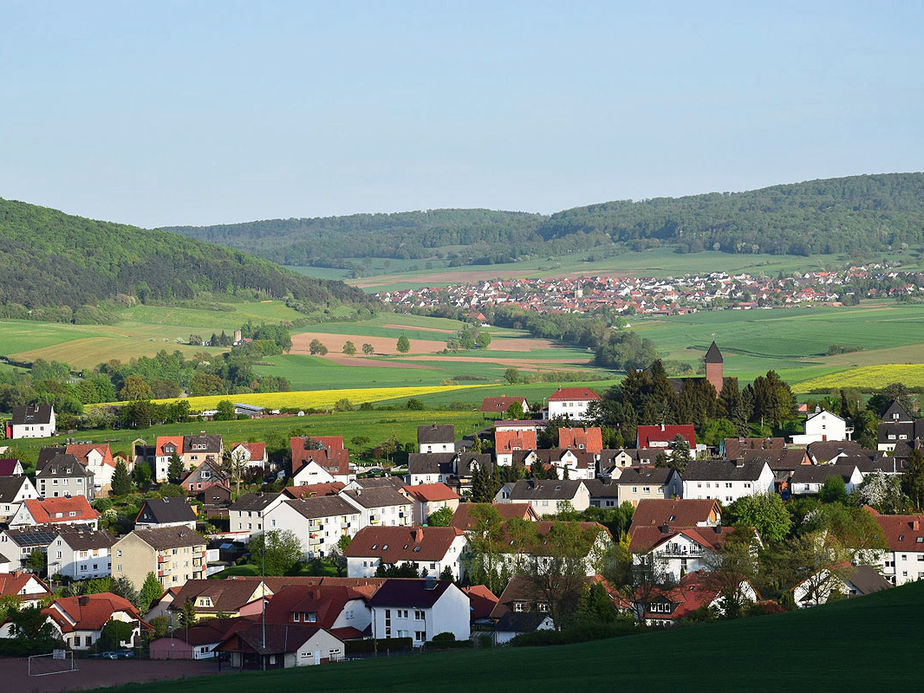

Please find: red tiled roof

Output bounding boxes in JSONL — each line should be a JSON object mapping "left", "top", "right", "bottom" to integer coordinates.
{"left": 232, "top": 442, "right": 266, "bottom": 460}
{"left": 871, "top": 513, "right": 924, "bottom": 551}
{"left": 629, "top": 499, "right": 721, "bottom": 531}
{"left": 641, "top": 570, "right": 731, "bottom": 621}
{"left": 155, "top": 436, "right": 184, "bottom": 457}
{"left": 629, "top": 525, "right": 737, "bottom": 554}
{"left": 481, "top": 396, "right": 527, "bottom": 413}
{"left": 264, "top": 584, "right": 368, "bottom": 629}
{"left": 44, "top": 593, "right": 142, "bottom": 633}
{"left": 449, "top": 503, "right": 538, "bottom": 530}
{"left": 495, "top": 430, "right": 536, "bottom": 453}
{"left": 283, "top": 482, "right": 345, "bottom": 499}
{"left": 462, "top": 585, "right": 498, "bottom": 621}
{"left": 547, "top": 388, "right": 601, "bottom": 402}
{"left": 0, "top": 572, "right": 52, "bottom": 599}
{"left": 558, "top": 427, "right": 603, "bottom": 455}
{"left": 22, "top": 497, "right": 99, "bottom": 524}
{"left": 65, "top": 443, "right": 114, "bottom": 468}
{"left": 637, "top": 424, "right": 697, "bottom": 448}
{"left": 344, "top": 526, "right": 464, "bottom": 563}
{"left": 401, "top": 483, "right": 459, "bottom": 503}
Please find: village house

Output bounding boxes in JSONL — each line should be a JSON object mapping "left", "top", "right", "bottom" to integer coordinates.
{"left": 339, "top": 486, "right": 412, "bottom": 529}
{"left": 35, "top": 453, "right": 95, "bottom": 500}
{"left": 46, "top": 525, "right": 114, "bottom": 579}
{"left": 805, "top": 440, "right": 873, "bottom": 465}
{"left": 546, "top": 387, "right": 601, "bottom": 421}
{"left": 0, "top": 458, "right": 25, "bottom": 476}
{"left": 558, "top": 426, "right": 604, "bottom": 456}
{"left": 65, "top": 443, "right": 118, "bottom": 495}
{"left": 263, "top": 581, "right": 376, "bottom": 640}
{"left": 629, "top": 524, "right": 743, "bottom": 583}
{"left": 42, "top": 593, "right": 144, "bottom": 651}
{"left": 180, "top": 459, "right": 230, "bottom": 495}
{"left": 488, "top": 577, "right": 556, "bottom": 644}
{"left": 112, "top": 526, "right": 208, "bottom": 589}
{"left": 149, "top": 621, "right": 228, "bottom": 660}
{"left": 401, "top": 483, "right": 460, "bottom": 525}
{"left": 265, "top": 496, "right": 361, "bottom": 559}
{"left": 792, "top": 564, "right": 891, "bottom": 607}
{"left": 637, "top": 570, "right": 758, "bottom": 625}
{"left": 345, "top": 526, "right": 467, "bottom": 579}
{"left": 680, "top": 459, "right": 775, "bottom": 503}
{"left": 868, "top": 510, "right": 924, "bottom": 586}
{"left": 229, "top": 491, "right": 285, "bottom": 539}
{"left": 789, "top": 464, "right": 864, "bottom": 496}
{"left": 791, "top": 408, "right": 851, "bottom": 445}
{"left": 1, "top": 525, "right": 62, "bottom": 570}
{"left": 135, "top": 497, "right": 198, "bottom": 530}
{"left": 586, "top": 467, "right": 681, "bottom": 508}
{"left": 734, "top": 447, "right": 812, "bottom": 495}
{"left": 406, "top": 452, "right": 456, "bottom": 485}
{"left": 230, "top": 442, "right": 269, "bottom": 470}
{"left": 6, "top": 404, "right": 56, "bottom": 439}
{"left": 0, "top": 475, "right": 38, "bottom": 524}
{"left": 494, "top": 429, "right": 537, "bottom": 466}
{"left": 9, "top": 496, "right": 100, "bottom": 529}
{"left": 291, "top": 436, "right": 352, "bottom": 484}
{"left": 527, "top": 448, "right": 596, "bottom": 480}
{"left": 0, "top": 571, "right": 52, "bottom": 607}
{"left": 216, "top": 623, "right": 345, "bottom": 670}
{"left": 154, "top": 434, "right": 223, "bottom": 482}
{"left": 368, "top": 578, "right": 471, "bottom": 645}
{"left": 495, "top": 479, "right": 591, "bottom": 513}
{"left": 598, "top": 448, "right": 660, "bottom": 473}
{"left": 629, "top": 498, "right": 723, "bottom": 530}
{"left": 480, "top": 396, "right": 530, "bottom": 417}
{"left": 497, "top": 521, "right": 612, "bottom": 578}
{"left": 166, "top": 578, "right": 271, "bottom": 621}
{"left": 637, "top": 424, "right": 697, "bottom": 450}
{"left": 876, "top": 400, "right": 924, "bottom": 451}
{"left": 417, "top": 424, "right": 456, "bottom": 454}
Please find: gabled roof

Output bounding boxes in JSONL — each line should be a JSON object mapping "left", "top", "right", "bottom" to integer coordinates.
{"left": 417, "top": 425, "right": 455, "bottom": 444}
{"left": 402, "top": 483, "right": 459, "bottom": 503}
{"left": 0, "top": 459, "right": 22, "bottom": 476}
{"left": 340, "top": 486, "right": 410, "bottom": 509}
{"left": 36, "top": 446, "right": 66, "bottom": 470}
{"left": 481, "top": 396, "right": 528, "bottom": 413}
{"left": 283, "top": 482, "right": 345, "bottom": 499}
{"left": 455, "top": 453, "right": 494, "bottom": 477}
{"left": 65, "top": 443, "right": 115, "bottom": 468}
{"left": 182, "top": 435, "right": 223, "bottom": 454}
{"left": 882, "top": 400, "right": 914, "bottom": 423}
{"left": 368, "top": 578, "right": 453, "bottom": 608}
{"left": 0, "top": 571, "right": 52, "bottom": 599}
{"left": 495, "top": 430, "right": 537, "bottom": 453}
{"left": 870, "top": 512, "right": 924, "bottom": 551}
{"left": 723, "top": 437, "right": 785, "bottom": 460}
{"left": 506, "top": 479, "right": 586, "bottom": 501}
{"left": 282, "top": 495, "right": 358, "bottom": 520}
{"left": 216, "top": 623, "right": 333, "bottom": 655}
{"left": 44, "top": 593, "right": 141, "bottom": 633}
{"left": 790, "top": 464, "right": 859, "bottom": 485}
{"left": 738, "top": 448, "right": 810, "bottom": 471}
{"left": 547, "top": 387, "right": 601, "bottom": 402}
{"left": 629, "top": 524, "right": 738, "bottom": 554}
{"left": 264, "top": 583, "right": 368, "bottom": 627}
{"left": 169, "top": 579, "right": 269, "bottom": 614}
{"left": 231, "top": 442, "right": 266, "bottom": 459}
{"left": 462, "top": 584, "right": 498, "bottom": 621}
{"left": 35, "top": 453, "right": 93, "bottom": 478}
{"left": 558, "top": 427, "right": 603, "bottom": 454}
{"left": 11, "top": 404, "right": 54, "bottom": 426}
{"left": 293, "top": 448, "right": 350, "bottom": 477}
{"left": 0, "top": 475, "right": 33, "bottom": 503}
{"left": 494, "top": 610, "right": 553, "bottom": 633}
{"left": 629, "top": 499, "right": 721, "bottom": 530}
{"left": 806, "top": 441, "right": 874, "bottom": 463}
{"left": 449, "top": 502, "right": 538, "bottom": 530}
{"left": 54, "top": 525, "right": 115, "bottom": 551}
{"left": 155, "top": 435, "right": 184, "bottom": 457}
{"left": 407, "top": 453, "right": 455, "bottom": 476}
{"left": 128, "top": 526, "right": 207, "bottom": 551}
{"left": 641, "top": 570, "right": 734, "bottom": 620}
{"left": 344, "top": 526, "right": 464, "bottom": 563}
{"left": 230, "top": 491, "right": 283, "bottom": 512}
{"left": 637, "top": 424, "right": 697, "bottom": 448}
{"left": 137, "top": 497, "right": 197, "bottom": 524}
{"left": 21, "top": 497, "right": 99, "bottom": 524}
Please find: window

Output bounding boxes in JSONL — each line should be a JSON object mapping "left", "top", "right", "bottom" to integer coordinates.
{"left": 513, "top": 602, "right": 525, "bottom": 612}
{"left": 415, "top": 610, "right": 425, "bottom": 620}
{"left": 415, "top": 631, "right": 425, "bottom": 642}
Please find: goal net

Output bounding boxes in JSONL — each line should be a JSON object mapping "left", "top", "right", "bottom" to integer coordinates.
{"left": 28, "top": 650, "right": 78, "bottom": 676}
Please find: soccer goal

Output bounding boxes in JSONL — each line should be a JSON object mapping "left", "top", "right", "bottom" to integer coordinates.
{"left": 28, "top": 649, "right": 78, "bottom": 676}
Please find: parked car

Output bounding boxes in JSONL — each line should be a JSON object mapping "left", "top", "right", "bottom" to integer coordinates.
{"left": 101, "top": 650, "right": 135, "bottom": 659}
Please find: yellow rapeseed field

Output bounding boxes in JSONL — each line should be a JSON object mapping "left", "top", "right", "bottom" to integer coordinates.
{"left": 793, "top": 364, "right": 924, "bottom": 393}
{"left": 96, "top": 384, "right": 487, "bottom": 411}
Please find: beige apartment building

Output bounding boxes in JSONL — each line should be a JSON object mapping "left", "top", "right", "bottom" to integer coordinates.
{"left": 111, "top": 526, "right": 207, "bottom": 589}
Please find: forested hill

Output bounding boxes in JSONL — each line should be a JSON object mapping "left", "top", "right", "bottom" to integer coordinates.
{"left": 168, "top": 173, "right": 924, "bottom": 269}
{"left": 0, "top": 198, "right": 378, "bottom": 321}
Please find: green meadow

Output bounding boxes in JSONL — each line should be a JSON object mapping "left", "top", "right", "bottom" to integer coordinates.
{"left": 96, "top": 577, "right": 924, "bottom": 693}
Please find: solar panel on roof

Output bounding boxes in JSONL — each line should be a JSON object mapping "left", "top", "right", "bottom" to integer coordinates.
{"left": 12, "top": 530, "right": 58, "bottom": 546}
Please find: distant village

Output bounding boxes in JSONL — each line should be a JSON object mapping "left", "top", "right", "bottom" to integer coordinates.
{"left": 0, "top": 343, "right": 922, "bottom": 672}
{"left": 379, "top": 265, "right": 924, "bottom": 316}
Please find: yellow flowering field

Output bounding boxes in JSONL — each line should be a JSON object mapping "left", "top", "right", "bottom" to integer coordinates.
{"left": 793, "top": 364, "right": 924, "bottom": 393}
{"left": 98, "top": 384, "right": 487, "bottom": 411}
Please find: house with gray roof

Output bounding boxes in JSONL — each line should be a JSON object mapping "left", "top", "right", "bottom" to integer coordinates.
{"left": 135, "top": 497, "right": 197, "bottom": 530}
{"left": 264, "top": 495, "right": 361, "bottom": 559}
{"left": 680, "top": 459, "right": 774, "bottom": 503}
{"left": 35, "top": 453, "right": 95, "bottom": 500}
{"left": 495, "top": 479, "right": 590, "bottom": 513}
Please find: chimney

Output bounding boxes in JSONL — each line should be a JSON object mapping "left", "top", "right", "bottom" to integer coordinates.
{"left": 913, "top": 520, "right": 920, "bottom": 531}
{"left": 714, "top": 526, "right": 723, "bottom": 534}
{"left": 660, "top": 423, "right": 665, "bottom": 432}
{"left": 79, "top": 596, "right": 90, "bottom": 606}
{"left": 424, "top": 576, "right": 437, "bottom": 590}
{"left": 658, "top": 524, "right": 670, "bottom": 534}
{"left": 413, "top": 528, "right": 424, "bottom": 544}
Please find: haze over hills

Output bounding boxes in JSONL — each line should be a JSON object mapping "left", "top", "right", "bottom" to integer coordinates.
{"left": 167, "top": 173, "right": 924, "bottom": 272}
{"left": 0, "top": 198, "right": 378, "bottom": 323}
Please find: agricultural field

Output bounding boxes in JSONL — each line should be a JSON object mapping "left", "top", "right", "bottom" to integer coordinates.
{"left": 101, "top": 577, "right": 924, "bottom": 693}
{"left": 630, "top": 301, "right": 924, "bottom": 385}
{"left": 792, "top": 364, "right": 924, "bottom": 393}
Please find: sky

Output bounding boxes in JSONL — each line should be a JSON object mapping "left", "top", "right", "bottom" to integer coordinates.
{"left": 1, "top": 1, "right": 922, "bottom": 228}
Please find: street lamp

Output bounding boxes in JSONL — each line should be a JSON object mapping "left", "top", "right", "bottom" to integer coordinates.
{"left": 261, "top": 544, "right": 266, "bottom": 671}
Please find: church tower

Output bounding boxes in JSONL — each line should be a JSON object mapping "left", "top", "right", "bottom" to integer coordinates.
{"left": 705, "top": 341, "right": 724, "bottom": 395}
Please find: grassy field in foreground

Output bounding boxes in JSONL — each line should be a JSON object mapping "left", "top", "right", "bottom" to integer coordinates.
{"left": 2, "top": 410, "right": 490, "bottom": 466}
{"left": 97, "top": 577, "right": 924, "bottom": 693}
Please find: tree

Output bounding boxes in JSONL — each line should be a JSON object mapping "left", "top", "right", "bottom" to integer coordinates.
{"left": 902, "top": 449, "right": 924, "bottom": 510}
{"left": 857, "top": 471, "right": 907, "bottom": 514}
{"left": 700, "top": 418, "right": 737, "bottom": 447}
{"left": 470, "top": 463, "right": 501, "bottom": 503}
{"left": 868, "top": 383, "right": 915, "bottom": 417}
{"left": 178, "top": 598, "right": 197, "bottom": 627}
{"left": 309, "top": 339, "right": 326, "bottom": 355}
{"left": 428, "top": 507, "right": 454, "bottom": 526}
{"left": 702, "top": 528, "right": 758, "bottom": 617}
{"left": 504, "top": 367, "right": 520, "bottom": 384}
{"left": 342, "top": 340, "right": 357, "bottom": 356}
{"left": 189, "top": 372, "right": 225, "bottom": 397}
{"left": 249, "top": 529, "right": 302, "bottom": 576}
{"left": 110, "top": 459, "right": 133, "bottom": 496}
{"left": 462, "top": 505, "right": 508, "bottom": 594}
{"left": 406, "top": 398, "right": 424, "bottom": 410}
{"left": 139, "top": 571, "right": 163, "bottom": 612}
{"left": 667, "top": 434, "right": 692, "bottom": 473}
{"left": 505, "top": 402, "right": 525, "bottom": 420}
{"left": 728, "top": 492, "right": 791, "bottom": 543}
{"left": 167, "top": 453, "right": 185, "bottom": 485}
{"left": 100, "top": 618, "right": 135, "bottom": 650}
{"left": 26, "top": 548, "right": 46, "bottom": 577}
{"left": 396, "top": 335, "right": 411, "bottom": 353}
{"left": 819, "top": 475, "right": 847, "bottom": 504}
{"left": 362, "top": 343, "right": 374, "bottom": 356}
{"left": 110, "top": 576, "right": 141, "bottom": 608}
{"left": 119, "top": 376, "right": 153, "bottom": 402}
{"left": 717, "top": 377, "right": 750, "bottom": 435}
{"left": 215, "top": 399, "right": 236, "bottom": 420}
{"left": 476, "top": 332, "right": 492, "bottom": 349}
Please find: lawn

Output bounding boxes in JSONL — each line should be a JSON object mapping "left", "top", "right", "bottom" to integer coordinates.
{"left": 96, "top": 578, "right": 924, "bottom": 693}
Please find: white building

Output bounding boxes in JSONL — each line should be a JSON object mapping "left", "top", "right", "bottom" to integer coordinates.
{"left": 46, "top": 526, "right": 114, "bottom": 580}
{"left": 870, "top": 513, "right": 924, "bottom": 585}
{"left": 264, "top": 496, "right": 360, "bottom": 559}
{"left": 7, "top": 404, "right": 56, "bottom": 439}
{"left": 368, "top": 578, "right": 470, "bottom": 645}
{"left": 546, "top": 388, "right": 601, "bottom": 421}
{"left": 417, "top": 425, "right": 456, "bottom": 454}
{"left": 792, "top": 408, "right": 851, "bottom": 445}
{"left": 339, "top": 487, "right": 412, "bottom": 529}
{"left": 229, "top": 491, "right": 285, "bottom": 539}
{"left": 680, "top": 460, "right": 775, "bottom": 504}
{"left": 789, "top": 464, "right": 864, "bottom": 496}
{"left": 0, "top": 476, "right": 39, "bottom": 524}
{"left": 629, "top": 525, "right": 743, "bottom": 583}
{"left": 345, "top": 526, "right": 467, "bottom": 579}
{"left": 495, "top": 479, "right": 591, "bottom": 514}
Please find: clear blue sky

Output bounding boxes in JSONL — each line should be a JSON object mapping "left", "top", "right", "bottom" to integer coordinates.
{"left": 1, "top": 1, "right": 922, "bottom": 227}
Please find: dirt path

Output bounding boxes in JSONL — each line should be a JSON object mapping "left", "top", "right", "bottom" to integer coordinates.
{"left": 380, "top": 323, "right": 455, "bottom": 334}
